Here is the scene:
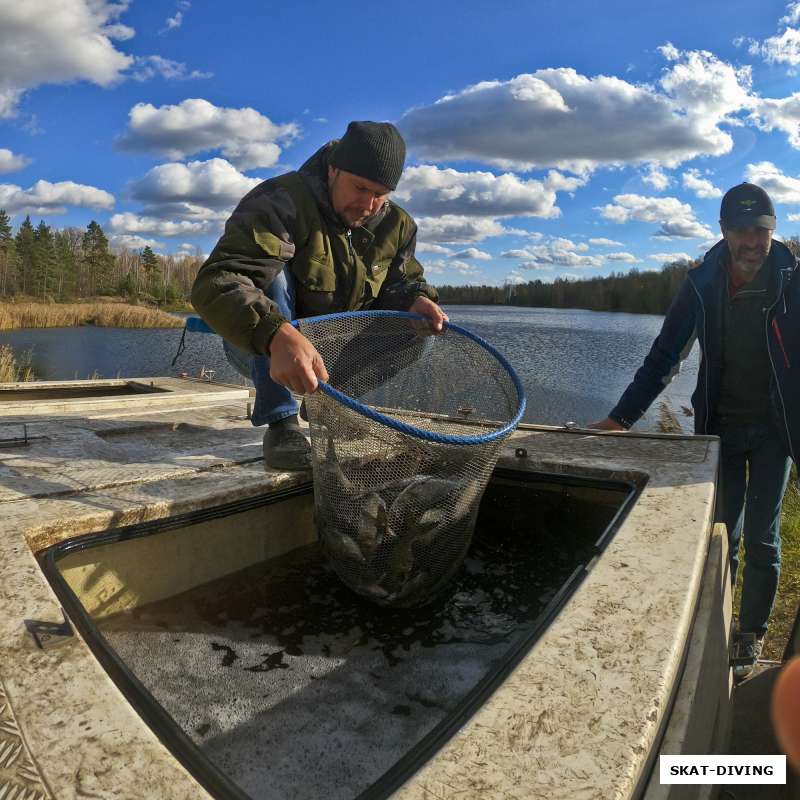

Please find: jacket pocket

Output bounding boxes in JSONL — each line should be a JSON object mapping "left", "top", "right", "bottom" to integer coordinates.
{"left": 253, "top": 227, "right": 296, "bottom": 261}
{"left": 292, "top": 255, "right": 337, "bottom": 293}
{"left": 291, "top": 229, "right": 337, "bottom": 293}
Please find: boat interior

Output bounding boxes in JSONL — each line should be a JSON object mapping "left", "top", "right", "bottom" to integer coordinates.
{"left": 42, "top": 466, "right": 638, "bottom": 800}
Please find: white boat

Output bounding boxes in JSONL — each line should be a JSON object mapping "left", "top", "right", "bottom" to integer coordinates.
{"left": 0, "top": 377, "right": 729, "bottom": 799}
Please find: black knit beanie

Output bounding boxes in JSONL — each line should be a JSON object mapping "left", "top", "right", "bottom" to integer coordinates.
{"left": 330, "top": 121, "right": 406, "bottom": 190}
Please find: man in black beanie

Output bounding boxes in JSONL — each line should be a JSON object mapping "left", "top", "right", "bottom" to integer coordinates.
{"left": 192, "top": 121, "right": 446, "bottom": 470}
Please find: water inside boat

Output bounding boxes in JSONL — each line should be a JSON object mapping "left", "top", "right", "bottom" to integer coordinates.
{"left": 45, "top": 468, "right": 637, "bottom": 800}
{"left": 0, "top": 380, "right": 168, "bottom": 401}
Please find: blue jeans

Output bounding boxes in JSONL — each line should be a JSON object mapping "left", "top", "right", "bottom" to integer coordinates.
{"left": 223, "top": 267, "right": 299, "bottom": 426}
{"left": 712, "top": 419, "right": 792, "bottom": 638}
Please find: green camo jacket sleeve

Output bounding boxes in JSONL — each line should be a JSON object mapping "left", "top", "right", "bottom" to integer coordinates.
{"left": 190, "top": 182, "right": 297, "bottom": 356}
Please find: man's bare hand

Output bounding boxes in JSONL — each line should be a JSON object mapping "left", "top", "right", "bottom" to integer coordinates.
{"left": 409, "top": 296, "right": 449, "bottom": 333}
{"left": 268, "top": 323, "right": 329, "bottom": 394}
{"left": 587, "top": 417, "right": 627, "bottom": 431}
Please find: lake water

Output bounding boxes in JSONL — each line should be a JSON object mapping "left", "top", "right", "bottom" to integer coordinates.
{"left": 0, "top": 305, "right": 699, "bottom": 431}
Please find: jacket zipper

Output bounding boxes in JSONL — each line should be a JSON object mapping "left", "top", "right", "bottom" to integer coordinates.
{"left": 765, "top": 270, "right": 796, "bottom": 462}
{"left": 771, "top": 317, "right": 791, "bottom": 368}
{"left": 689, "top": 278, "right": 711, "bottom": 434}
{"left": 345, "top": 228, "right": 365, "bottom": 309}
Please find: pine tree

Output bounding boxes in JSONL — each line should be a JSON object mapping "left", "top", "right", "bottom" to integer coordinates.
{"left": 14, "top": 216, "right": 35, "bottom": 296}
{"left": 0, "top": 209, "right": 15, "bottom": 296}
{"left": 81, "top": 220, "right": 114, "bottom": 296}
{"left": 33, "top": 220, "right": 56, "bottom": 299}
{"left": 53, "top": 228, "right": 82, "bottom": 299}
{"left": 140, "top": 245, "right": 161, "bottom": 296}
{"left": 0, "top": 209, "right": 11, "bottom": 248}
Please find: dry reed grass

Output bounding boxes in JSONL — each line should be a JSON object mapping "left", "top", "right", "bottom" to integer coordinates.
{"left": 0, "top": 344, "right": 34, "bottom": 382}
{"left": 0, "top": 302, "right": 183, "bottom": 330}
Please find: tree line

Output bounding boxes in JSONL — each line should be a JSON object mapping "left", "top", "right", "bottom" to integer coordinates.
{"left": 3, "top": 209, "right": 797, "bottom": 315}
{"left": 437, "top": 236, "right": 800, "bottom": 315}
{"left": 0, "top": 210, "right": 202, "bottom": 305}
{"left": 436, "top": 262, "right": 694, "bottom": 314}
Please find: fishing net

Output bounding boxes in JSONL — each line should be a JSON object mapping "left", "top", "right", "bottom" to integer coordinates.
{"left": 299, "top": 311, "right": 526, "bottom": 608}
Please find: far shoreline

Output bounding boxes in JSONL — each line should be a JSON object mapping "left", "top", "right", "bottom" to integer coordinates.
{"left": 0, "top": 300, "right": 185, "bottom": 331}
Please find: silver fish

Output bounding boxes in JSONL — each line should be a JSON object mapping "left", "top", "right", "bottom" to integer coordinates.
{"left": 451, "top": 477, "right": 484, "bottom": 521}
{"left": 388, "top": 475, "right": 462, "bottom": 531}
{"left": 322, "top": 528, "right": 365, "bottom": 563}
{"left": 356, "top": 492, "right": 390, "bottom": 560}
{"left": 360, "top": 582, "right": 390, "bottom": 600}
{"left": 317, "top": 433, "right": 353, "bottom": 494}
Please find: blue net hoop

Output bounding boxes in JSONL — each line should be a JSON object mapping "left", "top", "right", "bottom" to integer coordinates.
{"left": 296, "top": 309, "right": 526, "bottom": 607}
{"left": 296, "top": 310, "right": 526, "bottom": 444}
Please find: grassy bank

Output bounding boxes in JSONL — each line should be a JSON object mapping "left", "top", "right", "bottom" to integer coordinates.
{"left": 0, "top": 302, "right": 183, "bottom": 330}
{"left": 762, "top": 466, "right": 800, "bottom": 661}
{"left": 0, "top": 344, "right": 34, "bottom": 382}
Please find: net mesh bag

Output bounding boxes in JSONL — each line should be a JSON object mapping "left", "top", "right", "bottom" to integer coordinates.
{"left": 298, "top": 311, "right": 526, "bottom": 607}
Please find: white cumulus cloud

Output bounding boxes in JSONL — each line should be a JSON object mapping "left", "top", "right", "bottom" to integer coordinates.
{"left": 659, "top": 46, "right": 751, "bottom": 121}
{"left": 643, "top": 166, "right": 671, "bottom": 191}
{"left": 744, "top": 161, "right": 800, "bottom": 204}
{"left": 747, "top": 5, "right": 800, "bottom": 66}
{"left": 394, "top": 165, "right": 562, "bottom": 218}
{"left": 119, "top": 98, "right": 298, "bottom": 170}
{"left": 109, "top": 234, "right": 163, "bottom": 251}
{"left": 415, "top": 242, "right": 453, "bottom": 255}
{"left": 597, "top": 193, "right": 714, "bottom": 239}
{"left": 0, "top": 0, "right": 134, "bottom": 118}
{"left": 588, "top": 237, "right": 623, "bottom": 247}
{"left": 543, "top": 170, "right": 589, "bottom": 193}
{"left": 682, "top": 169, "right": 722, "bottom": 199}
{"left": 399, "top": 52, "right": 748, "bottom": 172}
{"left": 605, "top": 252, "right": 638, "bottom": 262}
{"left": 505, "top": 270, "right": 527, "bottom": 285}
{"left": 419, "top": 258, "right": 481, "bottom": 277}
{"left": 450, "top": 248, "right": 492, "bottom": 260}
{"left": 649, "top": 252, "right": 694, "bottom": 263}
{"left": 415, "top": 215, "right": 511, "bottom": 244}
{"left": 130, "top": 158, "right": 261, "bottom": 216}
{"left": 107, "top": 212, "right": 215, "bottom": 238}
{"left": 749, "top": 93, "right": 800, "bottom": 149}
{"left": 130, "top": 55, "right": 211, "bottom": 82}
{"left": 449, "top": 260, "right": 481, "bottom": 274}
{"left": 502, "top": 237, "right": 603, "bottom": 268}
{"left": 0, "top": 179, "right": 114, "bottom": 215}
{"left": 0, "top": 149, "right": 31, "bottom": 173}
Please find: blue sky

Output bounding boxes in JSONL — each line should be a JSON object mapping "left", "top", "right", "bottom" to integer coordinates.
{"left": 3, "top": 1, "right": 800, "bottom": 286}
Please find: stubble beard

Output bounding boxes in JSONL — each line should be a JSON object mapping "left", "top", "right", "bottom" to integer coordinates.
{"left": 732, "top": 246, "right": 769, "bottom": 278}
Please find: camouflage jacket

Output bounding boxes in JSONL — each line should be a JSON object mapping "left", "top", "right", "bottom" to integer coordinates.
{"left": 191, "top": 142, "right": 438, "bottom": 355}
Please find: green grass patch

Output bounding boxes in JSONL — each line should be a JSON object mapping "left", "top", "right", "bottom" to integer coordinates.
{"left": 734, "top": 465, "right": 800, "bottom": 661}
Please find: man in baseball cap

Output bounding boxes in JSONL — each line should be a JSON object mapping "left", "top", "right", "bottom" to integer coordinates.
{"left": 591, "top": 182, "right": 799, "bottom": 680}
{"left": 720, "top": 182, "right": 776, "bottom": 231}
{"left": 192, "top": 121, "right": 446, "bottom": 470}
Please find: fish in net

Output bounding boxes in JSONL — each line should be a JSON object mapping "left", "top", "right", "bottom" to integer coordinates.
{"left": 298, "top": 311, "right": 526, "bottom": 607}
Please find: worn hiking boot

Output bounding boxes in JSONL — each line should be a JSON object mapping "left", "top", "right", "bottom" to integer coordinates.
{"left": 732, "top": 632, "right": 763, "bottom": 681}
{"left": 262, "top": 416, "right": 311, "bottom": 471}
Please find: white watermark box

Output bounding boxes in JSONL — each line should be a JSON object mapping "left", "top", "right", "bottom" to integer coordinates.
{"left": 660, "top": 755, "right": 786, "bottom": 784}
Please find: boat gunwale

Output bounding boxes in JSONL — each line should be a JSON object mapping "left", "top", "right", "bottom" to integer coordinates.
{"left": 41, "top": 467, "right": 640, "bottom": 800}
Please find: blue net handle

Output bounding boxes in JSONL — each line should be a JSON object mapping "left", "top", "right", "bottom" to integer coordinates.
{"left": 186, "top": 316, "right": 215, "bottom": 333}
{"left": 295, "top": 310, "right": 527, "bottom": 446}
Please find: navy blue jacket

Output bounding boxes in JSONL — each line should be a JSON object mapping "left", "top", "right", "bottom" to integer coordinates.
{"left": 610, "top": 239, "right": 799, "bottom": 463}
